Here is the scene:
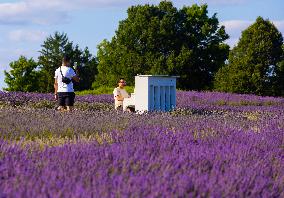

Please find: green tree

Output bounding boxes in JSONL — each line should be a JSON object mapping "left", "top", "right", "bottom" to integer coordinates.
{"left": 73, "top": 47, "right": 98, "bottom": 91}
{"left": 273, "top": 58, "right": 284, "bottom": 96}
{"left": 214, "top": 17, "right": 284, "bottom": 96}
{"left": 4, "top": 56, "right": 39, "bottom": 92}
{"left": 38, "top": 32, "right": 73, "bottom": 92}
{"left": 38, "top": 32, "right": 97, "bottom": 92}
{"left": 94, "top": 1, "right": 229, "bottom": 90}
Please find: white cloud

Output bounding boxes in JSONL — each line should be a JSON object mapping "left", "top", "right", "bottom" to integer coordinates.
{"left": 0, "top": 0, "right": 85, "bottom": 25}
{"left": 221, "top": 20, "right": 252, "bottom": 36}
{"left": 0, "top": 0, "right": 162, "bottom": 25}
{"left": 221, "top": 20, "right": 252, "bottom": 47}
{"left": 273, "top": 20, "right": 284, "bottom": 35}
{"left": 0, "top": 2, "right": 29, "bottom": 25}
{"left": 8, "top": 29, "right": 47, "bottom": 42}
{"left": 0, "top": 0, "right": 71, "bottom": 25}
{"left": 0, "top": 2, "right": 27, "bottom": 15}
{"left": 40, "top": 0, "right": 161, "bottom": 8}
{"left": 221, "top": 20, "right": 284, "bottom": 48}
{"left": 0, "top": 0, "right": 256, "bottom": 26}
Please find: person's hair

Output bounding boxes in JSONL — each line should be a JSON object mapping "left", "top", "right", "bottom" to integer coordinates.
{"left": 118, "top": 78, "right": 125, "bottom": 83}
{"left": 62, "top": 55, "right": 71, "bottom": 63}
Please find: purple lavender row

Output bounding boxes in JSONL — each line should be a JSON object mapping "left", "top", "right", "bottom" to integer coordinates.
{"left": 1, "top": 104, "right": 283, "bottom": 140}
{"left": 176, "top": 91, "right": 284, "bottom": 112}
{"left": 177, "top": 91, "right": 284, "bottom": 104}
{"left": 0, "top": 91, "right": 113, "bottom": 105}
{"left": 0, "top": 123, "right": 283, "bottom": 197}
{"left": 1, "top": 91, "right": 283, "bottom": 107}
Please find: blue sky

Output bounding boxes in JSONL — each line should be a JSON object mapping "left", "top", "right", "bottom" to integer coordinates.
{"left": 0, "top": 0, "right": 283, "bottom": 90}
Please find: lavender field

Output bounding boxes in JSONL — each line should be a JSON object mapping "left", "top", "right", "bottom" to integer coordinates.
{"left": 0, "top": 91, "right": 283, "bottom": 197}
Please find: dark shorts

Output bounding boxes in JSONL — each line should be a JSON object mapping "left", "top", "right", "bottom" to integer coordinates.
{"left": 57, "top": 92, "right": 75, "bottom": 106}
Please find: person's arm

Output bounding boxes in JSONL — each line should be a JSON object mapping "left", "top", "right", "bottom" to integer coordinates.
{"left": 54, "top": 79, "right": 58, "bottom": 100}
{"left": 72, "top": 75, "right": 80, "bottom": 83}
{"left": 71, "top": 68, "right": 80, "bottom": 83}
{"left": 115, "top": 95, "right": 124, "bottom": 101}
{"left": 113, "top": 88, "right": 123, "bottom": 101}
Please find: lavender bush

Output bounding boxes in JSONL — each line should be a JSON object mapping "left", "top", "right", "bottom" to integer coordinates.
{"left": 0, "top": 91, "right": 283, "bottom": 197}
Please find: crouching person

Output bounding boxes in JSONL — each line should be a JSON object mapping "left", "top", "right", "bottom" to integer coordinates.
{"left": 54, "top": 55, "right": 80, "bottom": 112}
{"left": 113, "top": 78, "right": 130, "bottom": 111}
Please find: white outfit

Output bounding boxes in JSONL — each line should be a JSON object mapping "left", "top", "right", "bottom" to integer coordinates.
{"left": 113, "top": 87, "right": 129, "bottom": 109}
{"left": 54, "top": 66, "right": 76, "bottom": 92}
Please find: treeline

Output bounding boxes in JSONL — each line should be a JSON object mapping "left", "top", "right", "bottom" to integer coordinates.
{"left": 4, "top": 32, "right": 98, "bottom": 93}
{"left": 4, "top": 1, "right": 284, "bottom": 96}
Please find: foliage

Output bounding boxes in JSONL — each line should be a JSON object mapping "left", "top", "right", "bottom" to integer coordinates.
{"left": 214, "top": 17, "right": 284, "bottom": 96}
{"left": 73, "top": 47, "right": 98, "bottom": 91}
{"left": 94, "top": 1, "right": 229, "bottom": 90}
{"left": 274, "top": 58, "right": 284, "bottom": 96}
{"left": 37, "top": 32, "right": 74, "bottom": 92}
{"left": 4, "top": 56, "right": 40, "bottom": 92}
{"left": 37, "top": 32, "right": 97, "bottom": 93}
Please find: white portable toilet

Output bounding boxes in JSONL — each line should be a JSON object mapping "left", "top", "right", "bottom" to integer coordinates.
{"left": 123, "top": 75, "right": 178, "bottom": 112}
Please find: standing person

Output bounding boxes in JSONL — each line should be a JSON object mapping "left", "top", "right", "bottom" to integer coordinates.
{"left": 113, "top": 78, "right": 130, "bottom": 110}
{"left": 54, "top": 55, "right": 80, "bottom": 111}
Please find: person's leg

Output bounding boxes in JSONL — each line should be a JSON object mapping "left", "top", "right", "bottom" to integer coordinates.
{"left": 115, "top": 101, "right": 123, "bottom": 111}
{"left": 57, "top": 92, "right": 66, "bottom": 111}
{"left": 65, "top": 92, "right": 75, "bottom": 112}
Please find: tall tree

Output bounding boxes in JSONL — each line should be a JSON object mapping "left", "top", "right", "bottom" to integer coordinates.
{"left": 38, "top": 32, "right": 74, "bottom": 93}
{"left": 4, "top": 56, "right": 39, "bottom": 92}
{"left": 38, "top": 32, "right": 97, "bottom": 92}
{"left": 94, "top": 1, "right": 229, "bottom": 90}
{"left": 73, "top": 46, "right": 98, "bottom": 91}
{"left": 214, "top": 17, "right": 284, "bottom": 96}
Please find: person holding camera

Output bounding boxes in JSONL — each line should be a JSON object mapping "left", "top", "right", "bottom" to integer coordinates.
{"left": 54, "top": 55, "right": 80, "bottom": 111}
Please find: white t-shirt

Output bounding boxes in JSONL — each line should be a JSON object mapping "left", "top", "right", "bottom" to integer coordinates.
{"left": 113, "top": 87, "right": 129, "bottom": 100}
{"left": 54, "top": 66, "right": 76, "bottom": 92}
{"left": 113, "top": 87, "right": 130, "bottom": 109}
